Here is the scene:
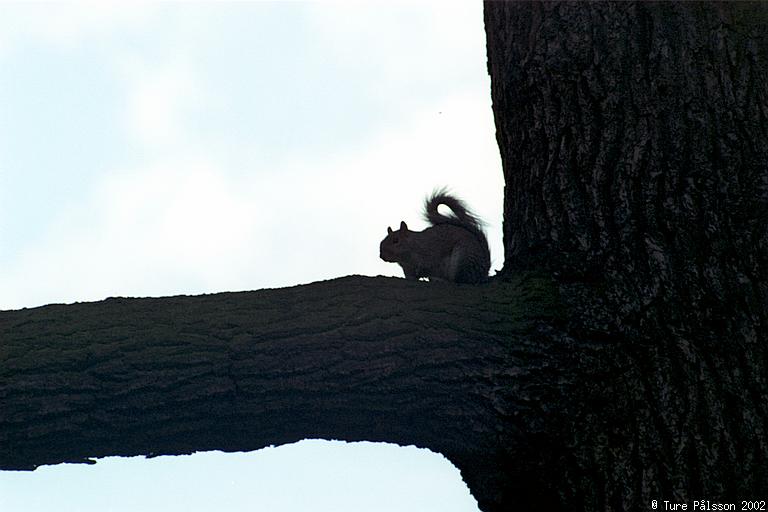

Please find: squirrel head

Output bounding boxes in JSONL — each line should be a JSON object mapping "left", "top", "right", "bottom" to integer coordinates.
{"left": 380, "top": 221, "right": 411, "bottom": 262}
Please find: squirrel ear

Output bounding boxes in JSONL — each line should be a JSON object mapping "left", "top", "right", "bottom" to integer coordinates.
{"left": 387, "top": 226, "right": 393, "bottom": 234}
{"left": 400, "top": 221, "right": 408, "bottom": 230}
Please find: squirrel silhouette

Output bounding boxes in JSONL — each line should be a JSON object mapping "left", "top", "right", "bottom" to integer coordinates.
{"left": 380, "top": 189, "right": 490, "bottom": 284}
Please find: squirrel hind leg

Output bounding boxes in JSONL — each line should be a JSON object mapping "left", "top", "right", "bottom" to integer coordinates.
{"left": 448, "top": 246, "right": 489, "bottom": 284}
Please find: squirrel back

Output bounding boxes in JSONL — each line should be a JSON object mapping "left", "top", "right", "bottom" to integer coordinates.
{"left": 380, "top": 189, "right": 490, "bottom": 284}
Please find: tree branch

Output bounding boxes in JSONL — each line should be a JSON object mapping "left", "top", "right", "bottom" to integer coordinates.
{"left": 1, "top": 274, "right": 568, "bottom": 509}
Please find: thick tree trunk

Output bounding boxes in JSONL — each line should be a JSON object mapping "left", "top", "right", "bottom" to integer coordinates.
{"left": 485, "top": 1, "right": 768, "bottom": 509}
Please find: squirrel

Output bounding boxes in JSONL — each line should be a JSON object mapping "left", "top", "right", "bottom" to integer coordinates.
{"left": 379, "top": 189, "right": 491, "bottom": 284}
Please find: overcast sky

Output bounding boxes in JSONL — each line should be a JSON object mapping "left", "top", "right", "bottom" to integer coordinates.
{"left": 0, "top": 2, "right": 502, "bottom": 511}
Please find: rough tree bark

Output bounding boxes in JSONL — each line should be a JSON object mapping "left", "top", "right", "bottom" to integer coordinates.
{"left": 1, "top": 2, "right": 767, "bottom": 511}
{"left": 485, "top": 1, "right": 768, "bottom": 509}
{"left": 0, "top": 274, "right": 565, "bottom": 511}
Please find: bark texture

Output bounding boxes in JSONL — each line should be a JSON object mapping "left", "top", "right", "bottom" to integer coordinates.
{"left": 0, "top": 274, "right": 567, "bottom": 511}
{"left": 2, "top": 3, "right": 767, "bottom": 512}
{"left": 485, "top": 1, "right": 768, "bottom": 508}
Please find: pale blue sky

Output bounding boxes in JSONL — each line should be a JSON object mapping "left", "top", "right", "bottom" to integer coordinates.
{"left": 0, "top": 2, "right": 502, "bottom": 511}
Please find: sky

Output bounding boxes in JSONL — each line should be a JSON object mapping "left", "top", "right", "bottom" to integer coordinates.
{"left": 0, "top": 1, "right": 502, "bottom": 511}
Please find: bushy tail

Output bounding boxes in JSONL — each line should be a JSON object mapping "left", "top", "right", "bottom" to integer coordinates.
{"left": 424, "top": 188, "right": 491, "bottom": 283}
{"left": 423, "top": 188, "right": 486, "bottom": 234}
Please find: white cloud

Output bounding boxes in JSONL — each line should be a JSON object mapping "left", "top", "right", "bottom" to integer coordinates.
{"left": 305, "top": 1, "right": 484, "bottom": 95}
{"left": 1, "top": 157, "right": 256, "bottom": 308}
{"left": 0, "top": 3, "right": 155, "bottom": 56}
{"left": 120, "top": 59, "right": 203, "bottom": 149}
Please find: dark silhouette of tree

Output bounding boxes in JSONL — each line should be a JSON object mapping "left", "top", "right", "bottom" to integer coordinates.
{"left": 485, "top": 1, "right": 768, "bottom": 509}
{"left": 1, "top": 3, "right": 766, "bottom": 511}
